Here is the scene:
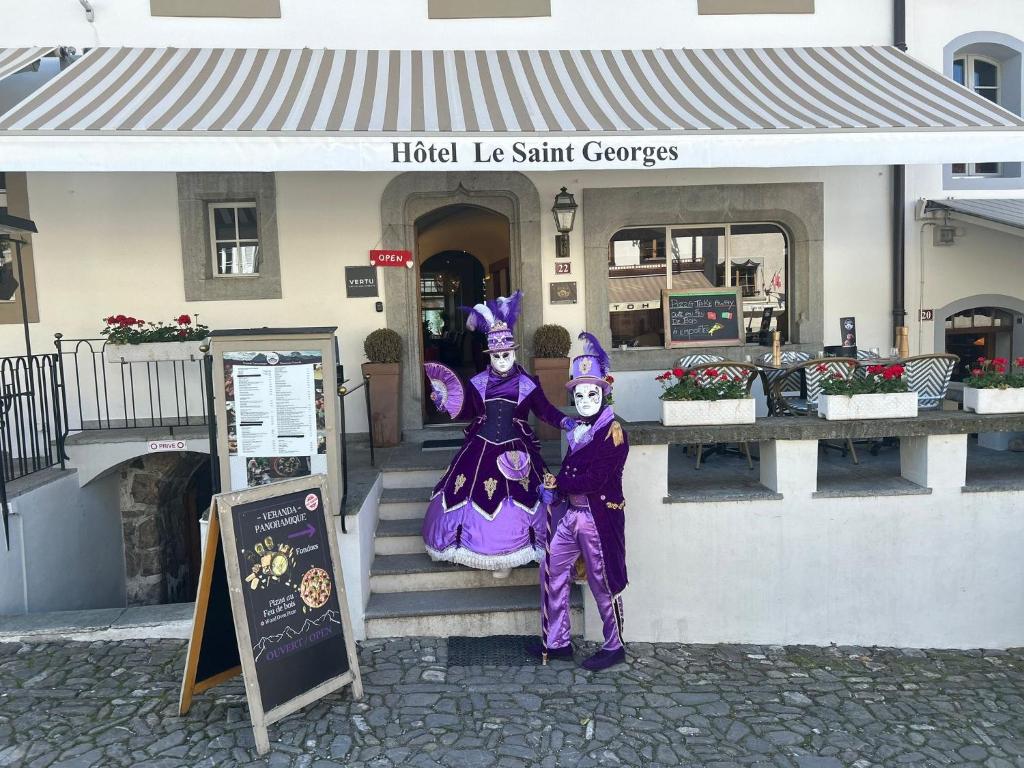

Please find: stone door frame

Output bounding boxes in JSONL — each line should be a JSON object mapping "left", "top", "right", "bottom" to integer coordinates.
{"left": 380, "top": 172, "right": 542, "bottom": 433}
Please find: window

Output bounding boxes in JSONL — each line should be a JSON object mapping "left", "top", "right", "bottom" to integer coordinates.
{"left": 952, "top": 55, "right": 1001, "bottom": 176}
{"left": 944, "top": 307, "right": 1017, "bottom": 381}
{"left": 209, "top": 202, "right": 260, "bottom": 276}
{"left": 608, "top": 222, "right": 788, "bottom": 349}
{"left": 428, "top": 0, "right": 550, "bottom": 18}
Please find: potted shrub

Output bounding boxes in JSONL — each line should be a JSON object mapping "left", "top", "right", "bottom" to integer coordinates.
{"left": 657, "top": 366, "right": 755, "bottom": 426}
{"left": 102, "top": 313, "right": 209, "bottom": 363}
{"left": 962, "top": 356, "right": 1024, "bottom": 414}
{"left": 362, "top": 328, "right": 402, "bottom": 447}
{"left": 532, "top": 324, "right": 572, "bottom": 439}
{"left": 817, "top": 363, "right": 917, "bottom": 420}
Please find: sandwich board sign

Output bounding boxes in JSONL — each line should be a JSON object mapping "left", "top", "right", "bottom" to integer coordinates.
{"left": 179, "top": 475, "right": 361, "bottom": 754}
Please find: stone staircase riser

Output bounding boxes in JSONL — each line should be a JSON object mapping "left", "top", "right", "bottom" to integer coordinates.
{"left": 382, "top": 470, "right": 443, "bottom": 490}
{"left": 378, "top": 501, "right": 428, "bottom": 521}
{"left": 374, "top": 535, "right": 426, "bottom": 556}
{"left": 370, "top": 569, "right": 539, "bottom": 594}
{"left": 364, "top": 608, "right": 581, "bottom": 639}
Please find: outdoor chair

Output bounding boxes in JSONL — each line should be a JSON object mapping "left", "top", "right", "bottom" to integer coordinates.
{"left": 687, "top": 361, "right": 760, "bottom": 470}
{"left": 758, "top": 351, "right": 811, "bottom": 415}
{"left": 902, "top": 354, "right": 958, "bottom": 410}
{"left": 678, "top": 353, "right": 725, "bottom": 369}
{"left": 771, "top": 357, "right": 860, "bottom": 463}
{"left": 758, "top": 350, "right": 812, "bottom": 365}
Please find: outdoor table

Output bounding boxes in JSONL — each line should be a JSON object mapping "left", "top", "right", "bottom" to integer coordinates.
{"left": 756, "top": 362, "right": 806, "bottom": 415}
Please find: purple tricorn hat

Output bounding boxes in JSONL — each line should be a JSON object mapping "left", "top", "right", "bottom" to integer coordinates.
{"left": 464, "top": 290, "right": 523, "bottom": 354}
{"left": 567, "top": 332, "right": 612, "bottom": 391}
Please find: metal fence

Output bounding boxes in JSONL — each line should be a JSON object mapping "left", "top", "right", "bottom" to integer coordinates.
{"left": 54, "top": 335, "right": 208, "bottom": 432}
{"left": 0, "top": 352, "right": 65, "bottom": 482}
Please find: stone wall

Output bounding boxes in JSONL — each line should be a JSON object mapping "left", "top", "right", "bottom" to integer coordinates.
{"left": 119, "top": 452, "right": 208, "bottom": 606}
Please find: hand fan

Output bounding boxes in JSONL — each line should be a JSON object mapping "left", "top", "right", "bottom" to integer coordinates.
{"left": 423, "top": 362, "right": 464, "bottom": 418}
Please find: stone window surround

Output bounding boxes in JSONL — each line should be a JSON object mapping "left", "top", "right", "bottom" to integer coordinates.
{"left": 177, "top": 173, "right": 281, "bottom": 302}
{"left": 697, "top": 0, "right": 814, "bottom": 14}
{"left": 943, "top": 31, "right": 1024, "bottom": 191}
{"left": 428, "top": 0, "right": 550, "bottom": 19}
{"left": 583, "top": 183, "right": 823, "bottom": 372}
{"left": 150, "top": 0, "right": 281, "bottom": 18}
{"left": 0, "top": 172, "right": 39, "bottom": 325}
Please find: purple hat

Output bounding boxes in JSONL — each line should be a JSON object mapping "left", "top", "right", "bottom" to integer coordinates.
{"left": 465, "top": 291, "right": 523, "bottom": 354}
{"left": 567, "top": 332, "right": 612, "bottom": 391}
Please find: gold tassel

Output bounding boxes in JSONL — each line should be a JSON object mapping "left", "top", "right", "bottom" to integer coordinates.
{"left": 606, "top": 420, "right": 624, "bottom": 447}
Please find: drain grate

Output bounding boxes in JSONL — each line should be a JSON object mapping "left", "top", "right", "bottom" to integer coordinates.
{"left": 446, "top": 634, "right": 535, "bottom": 667}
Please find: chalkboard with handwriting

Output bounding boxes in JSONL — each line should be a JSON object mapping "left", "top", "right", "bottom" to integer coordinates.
{"left": 663, "top": 287, "right": 744, "bottom": 348}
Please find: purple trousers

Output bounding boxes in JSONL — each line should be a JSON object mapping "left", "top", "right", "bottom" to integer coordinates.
{"left": 541, "top": 502, "right": 623, "bottom": 652}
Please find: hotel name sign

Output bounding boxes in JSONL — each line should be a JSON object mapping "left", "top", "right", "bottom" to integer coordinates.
{"left": 391, "top": 139, "right": 681, "bottom": 169}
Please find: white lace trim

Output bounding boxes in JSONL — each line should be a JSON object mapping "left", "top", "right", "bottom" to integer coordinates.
{"left": 425, "top": 544, "right": 543, "bottom": 571}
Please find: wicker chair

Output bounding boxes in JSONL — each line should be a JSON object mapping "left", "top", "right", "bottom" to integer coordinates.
{"left": 901, "top": 354, "right": 959, "bottom": 410}
{"left": 687, "top": 361, "right": 760, "bottom": 469}
{"left": 771, "top": 357, "right": 860, "bottom": 463}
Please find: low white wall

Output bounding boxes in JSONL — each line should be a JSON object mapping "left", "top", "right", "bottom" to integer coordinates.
{"left": 336, "top": 473, "right": 383, "bottom": 642}
{"left": 0, "top": 471, "right": 125, "bottom": 615}
{"left": 608, "top": 442, "right": 1024, "bottom": 649}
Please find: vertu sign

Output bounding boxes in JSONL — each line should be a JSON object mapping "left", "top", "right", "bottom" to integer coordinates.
{"left": 369, "top": 250, "right": 413, "bottom": 268}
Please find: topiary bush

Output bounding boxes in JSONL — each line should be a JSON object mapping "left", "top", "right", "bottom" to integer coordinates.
{"left": 364, "top": 328, "right": 402, "bottom": 363}
{"left": 533, "top": 324, "right": 571, "bottom": 358}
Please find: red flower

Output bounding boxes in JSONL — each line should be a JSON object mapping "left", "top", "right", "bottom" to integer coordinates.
{"left": 705, "top": 368, "right": 719, "bottom": 378}
{"left": 136, "top": 319, "right": 145, "bottom": 327}
{"left": 867, "top": 364, "right": 884, "bottom": 376}
{"left": 605, "top": 375, "right": 614, "bottom": 384}
{"left": 887, "top": 364, "right": 905, "bottom": 378}
{"left": 993, "top": 357, "right": 1008, "bottom": 367}
{"left": 104, "top": 316, "right": 116, "bottom": 325}
{"left": 816, "top": 363, "right": 828, "bottom": 373}
{"left": 1016, "top": 357, "right": 1024, "bottom": 368}
{"left": 883, "top": 369, "right": 897, "bottom": 380}
{"left": 978, "top": 356, "right": 987, "bottom": 364}
{"left": 177, "top": 314, "right": 192, "bottom": 326}
{"left": 688, "top": 370, "right": 699, "bottom": 377}
{"left": 995, "top": 363, "right": 1007, "bottom": 374}
{"left": 971, "top": 368, "right": 982, "bottom": 376}
{"left": 672, "top": 367, "right": 685, "bottom": 378}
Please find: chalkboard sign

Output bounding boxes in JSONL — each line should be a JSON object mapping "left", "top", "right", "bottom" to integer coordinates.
{"left": 215, "top": 475, "right": 362, "bottom": 754}
{"left": 663, "top": 287, "right": 744, "bottom": 348}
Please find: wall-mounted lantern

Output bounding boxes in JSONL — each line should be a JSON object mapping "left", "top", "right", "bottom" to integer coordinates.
{"left": 551, "top": 187, "right": 577, "bottom": 259}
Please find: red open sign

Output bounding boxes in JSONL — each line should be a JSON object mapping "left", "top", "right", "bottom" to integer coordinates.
{"left": 370, "top": 249, "right": 413, "bottom": 267}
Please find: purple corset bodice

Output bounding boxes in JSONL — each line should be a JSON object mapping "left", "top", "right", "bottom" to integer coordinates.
{"left": 477, "top": 397, "right": 517, "bottom": 443}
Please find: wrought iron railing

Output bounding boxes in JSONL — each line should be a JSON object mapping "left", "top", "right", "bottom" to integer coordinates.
{"left": 54, "top": 335, "right": 207, "bottom": 433}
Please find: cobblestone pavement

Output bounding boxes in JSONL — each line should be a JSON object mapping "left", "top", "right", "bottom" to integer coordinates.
{"left": 1, "top": 639, "right": 1023, "bottom": 767}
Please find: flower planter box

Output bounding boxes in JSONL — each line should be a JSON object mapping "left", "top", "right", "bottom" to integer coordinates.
{"left": 818, "top": 392, "right": 918, "bottom": 420}
{"left": 963, "top": 386, "right": 1024, "bottom": 414}
{"left": 105, "top": 340, "right": 206, "bottom": 364}
{"left": 661, "top": 398, "right": 755, "bottom": 427}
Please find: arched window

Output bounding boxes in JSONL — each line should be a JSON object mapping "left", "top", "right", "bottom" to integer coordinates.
{"left": 952, "top": 54, "right": 1001, "bottom": 176}
{"left": 607, "top": 222, "right": 788, "bottom": 349}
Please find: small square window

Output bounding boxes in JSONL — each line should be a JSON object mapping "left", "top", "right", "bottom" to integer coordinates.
{"left": 209, "top": 202, "right": 260, "bottom": 276}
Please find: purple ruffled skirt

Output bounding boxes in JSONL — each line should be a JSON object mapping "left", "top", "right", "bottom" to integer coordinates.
{"left": 421, "top": 433, "right": 548, "bottom": 570}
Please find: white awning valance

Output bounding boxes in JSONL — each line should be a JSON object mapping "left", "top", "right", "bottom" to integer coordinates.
{"left": 0, "top": 45, "right": 1021, "bottom": 171}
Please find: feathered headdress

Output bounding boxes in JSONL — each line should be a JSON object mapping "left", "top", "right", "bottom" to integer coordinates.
{"left": 464, "top": 290, "right": 523, "bottom": 353}
{"left": 567, "top": 331, "right": 613, "bottom": 391}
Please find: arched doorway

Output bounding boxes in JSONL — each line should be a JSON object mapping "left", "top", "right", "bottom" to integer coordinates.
{"left": 416, "top": 204, "right": 513, "bottom": 424}
{"left": 935, "top": 294, "right": 1024, "bottom": 381}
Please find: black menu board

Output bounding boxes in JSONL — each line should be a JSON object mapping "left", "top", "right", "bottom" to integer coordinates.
{"left": 229, "top": 486, "right": 349, "bottom": 713}
{"left": 663, "top": 287, "right": 744, "bottom": 348}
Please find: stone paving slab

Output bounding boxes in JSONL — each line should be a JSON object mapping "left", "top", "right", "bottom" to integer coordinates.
{"left": 0, "top": 604, "right": 194, "bottom": 643}
{"left": 1, "top": 638, "right": 1023, "bottom": 767}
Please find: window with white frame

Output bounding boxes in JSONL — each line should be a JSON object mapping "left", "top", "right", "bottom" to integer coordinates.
{"left": 608, "top": 222, "right": 788, "bottom": 348}
{"left": 209, "top": 202, "right": 260, "bottom": 276}
{"left": 952, "top": 55, "right": 1001, "bottom": 176}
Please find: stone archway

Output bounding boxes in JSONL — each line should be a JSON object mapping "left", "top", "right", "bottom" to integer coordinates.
{"left": 380, "top": 172, "right": 542, "bottom": 433}
{"left": 119, "top": 451, "right": 210, "bottom": 605}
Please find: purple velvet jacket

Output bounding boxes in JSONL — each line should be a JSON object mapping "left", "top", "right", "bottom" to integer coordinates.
{"left": 457, "top": 365, "right": 568, "bottom": 439}
{"left": 555, "top": 407, "right": 629, "bottom": 596}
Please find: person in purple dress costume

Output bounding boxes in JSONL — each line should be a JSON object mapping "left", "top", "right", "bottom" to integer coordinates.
{"left": 422, "top": 291, "right": 575, "bottom": 572}
{"left": 527, "top": 332, "right": 629, "bottom": 671}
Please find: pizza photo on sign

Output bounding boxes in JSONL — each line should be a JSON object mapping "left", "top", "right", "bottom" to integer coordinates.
{"left": 299, "top": 567, "right": 332, "bottom": 611}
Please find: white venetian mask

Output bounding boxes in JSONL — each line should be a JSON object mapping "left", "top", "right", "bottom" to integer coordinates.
{"left": 573, "top": 383, "right": 603, "bottom": 418}
{"left": 489, "top": 350, "right": 516, "bottom": 374}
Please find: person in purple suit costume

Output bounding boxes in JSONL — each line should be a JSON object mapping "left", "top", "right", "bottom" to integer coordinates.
{"left": 528, "top": 332, "right": 629, "bottom": 671}
{"left": 422, "top": 291, "right": 574, "bottom": 573}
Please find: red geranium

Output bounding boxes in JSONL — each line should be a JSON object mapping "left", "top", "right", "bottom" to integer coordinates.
{"left": 605, "top": 375, "right": 614, "bottom": 384}
{"left": 177, "top": 314, "right": 192, "bottom": 326}
{"left": 672, "top": 367, "right": 685, "bottom": 378}
{"left": 1016, "top": 357, "right": 1024, "bottom": 368}
{"left": 816, "top": 363, "right": 829, "bottom": 373}
{"left": 705, "top": 368, "right": 719, "bottom": 378}
{"left": 866, "top": 364, "right": 885, "bottom": 376}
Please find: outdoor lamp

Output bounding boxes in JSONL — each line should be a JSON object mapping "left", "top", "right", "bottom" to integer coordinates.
{"left": 551, "top": 186, "right": 578, "bottom": 259}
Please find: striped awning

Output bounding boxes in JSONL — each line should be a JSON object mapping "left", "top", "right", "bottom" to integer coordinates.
{"left": 0, "top": 48, "right": 57, "bottom": 83}
{"left": 0, "top": 45, "right": 1021, "bottom": 172}
{"left": 608, "top": 271, "right": 713, "bottom": 309}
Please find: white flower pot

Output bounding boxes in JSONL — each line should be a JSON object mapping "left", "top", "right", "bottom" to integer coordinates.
{"left": 105, "top": 340, "right": 206, "bottom": 363}
{"left": 963, "top": 386, "right": 1024, "bottom": 414}
{"left": 661, "top": 398, "right": 756, "bottom": 426}
{"left": 818, "top": 392, "right": 918, "bottom": 420}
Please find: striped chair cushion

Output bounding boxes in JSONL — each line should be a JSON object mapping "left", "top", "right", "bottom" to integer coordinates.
{"left": 903, "top": 356, "right": 956, "bottom": 409}
{"left": 678, "top": 353, "right": 725, "bottom": 369}
{"left": 804, "top": 360, "right": 857, "bottom": 408}
{"left": 758, "top": 351, "right": 812, "bottom": 365}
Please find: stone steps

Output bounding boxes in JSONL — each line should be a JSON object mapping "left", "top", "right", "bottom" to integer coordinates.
{"left": 363, "top": 584, "right": 582, "bottom": 639}
{"left": 373, "top": 517, "right": 425, "bottom": 555}
{"left": 377, "top": 486, "right": 433, "bottom": 521}
{"left": 370, "top": 552, "right": 539, "bottom": 593}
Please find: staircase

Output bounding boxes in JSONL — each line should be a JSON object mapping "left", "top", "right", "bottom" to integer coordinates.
{"left": 363, "top": 441, "right": 582, "bottom": 639}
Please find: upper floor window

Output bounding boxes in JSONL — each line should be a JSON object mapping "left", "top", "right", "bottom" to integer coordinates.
{"left": 0, "top": 172, "right": 7, "bottom": 215}
{"left": 952, "top": 55, "right": 1001, "bottom": 176}
{"left": 209, "top": 202, "right": 260, "bottom": 276}
{"left": 608, "top": 222, "right": 788, "bottom": 349}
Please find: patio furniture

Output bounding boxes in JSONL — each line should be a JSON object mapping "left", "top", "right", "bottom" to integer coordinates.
{"left": 771, "top": 357, "right": 860, "bottom": 462}
{"left": 678, "top": 353, "right": 725, "bottom": 369}
{"left": 758, "top": 351, "right": 812, "bottom": 415}
{"left": 902, "top": 354, "right": 958, "bottom": 410}
{"left": 687, "top": 361, "right": 760, "bottom": 469}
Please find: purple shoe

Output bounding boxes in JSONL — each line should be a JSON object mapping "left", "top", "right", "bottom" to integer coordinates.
{"left": 580, "top": 647, "right": 626, "bottom": 671}
{"left": 526, "top": 637, "right": 573, "bottom": 661}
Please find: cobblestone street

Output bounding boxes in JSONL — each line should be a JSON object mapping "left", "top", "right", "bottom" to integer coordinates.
{"left": 1, "top": 638, "right": 1023, "bottom": 767}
